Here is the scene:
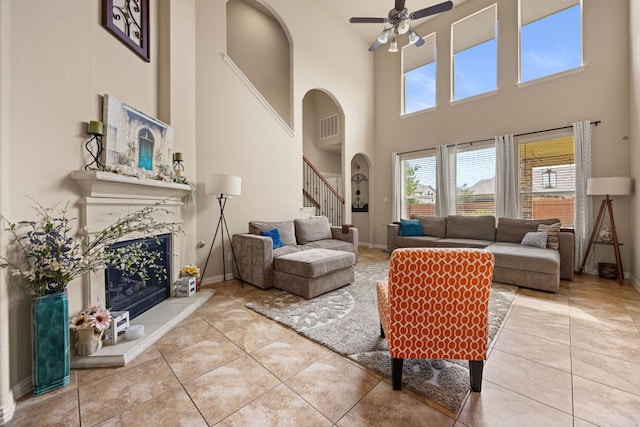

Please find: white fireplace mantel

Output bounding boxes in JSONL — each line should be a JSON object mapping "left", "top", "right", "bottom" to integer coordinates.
{"left": 70, "top": 170, "right": 191, "bottom": 200}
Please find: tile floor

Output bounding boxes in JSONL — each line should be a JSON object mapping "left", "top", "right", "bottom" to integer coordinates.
{"left": 10, "top": 248, "right": 640, "bottom": 426}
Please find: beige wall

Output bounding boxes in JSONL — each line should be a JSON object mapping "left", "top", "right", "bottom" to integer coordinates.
{"left": 302, "top": 90, "right": 342, "bottom": 177}
{"left": 373, "top": 0, "right": 634, "bottom": 277}
{"left": 631, "top": 1, "right": 640, "bottom": 285}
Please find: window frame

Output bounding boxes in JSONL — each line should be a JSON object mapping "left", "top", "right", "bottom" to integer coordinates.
{"left": 402, "top": 32, "right": 437, "bottom": 116}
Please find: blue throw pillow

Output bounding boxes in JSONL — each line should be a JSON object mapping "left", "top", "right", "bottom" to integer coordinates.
{"left": 260, "top": 228, "right": 283, "bottom": 249}
{"left": 399, "top": 219, "right": 423, "bottom": 237}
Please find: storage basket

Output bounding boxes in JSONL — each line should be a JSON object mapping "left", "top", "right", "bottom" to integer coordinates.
{"left": 598, "top": 263, "right": 618, "bottom": 280}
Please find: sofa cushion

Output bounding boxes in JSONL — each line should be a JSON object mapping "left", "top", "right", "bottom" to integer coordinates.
{"left": 496, "top": 218, "right": 561, "bottom": 243}
{"left": 250, "top": 220, "right": 297, "bottom": 246}
{"left": 434, "top": 238, "right": 493, "bottom": 249}
{"left": 538, "top": 223, "right": 561, "bottom": 250}
{"left": 294, "top": 217, "right": 332, "bottom": 244}
{"left": 395, "top": 236, "right": 441, "bottom": 248}
{"left": 273, "top": 244, "right": 304, "bottom": 258}
{"left": 446, "top": 215, "right": 496, "bottom": 241}
{"left": 260, "top": 228, "right": 283, "bottom": 249}
{"left": 410, "top": 215, "right": 446, "bottom": 238}
{"left": 304, "top": 239, "right": 354, "bottom": 252}
{"left": 274, "top": 248, "right": 355, "bottom": 278}
{"left": 488, "top": 242, "right": 560, "bottom": 274}
{"left": 521, "top": 231, "right": 547, "bottom": 249}
{"left": 399, "top": 219, "right": 423, "bottom": 236}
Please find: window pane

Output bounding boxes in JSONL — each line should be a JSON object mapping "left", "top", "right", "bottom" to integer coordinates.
{"left": 519, "top": 136, "right": 575, "bottom": 226}
{"left": 401, "top": 155, "right": 437, "bottom": 218}
{"left": 456, "top": 146, "right": 496, "bottom": 216}
{"left": 520, "top": 5, "right": 581, "bottom": 82}
{"left": 405, "top": 62, "right": 436, "bottom": 114}
{"left": 453, "top": 40, "right": 497, "bottom": 100}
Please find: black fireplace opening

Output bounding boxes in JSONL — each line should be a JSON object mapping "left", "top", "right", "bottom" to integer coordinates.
{"left": 105, "top": 233, "right": 171, "bottom": 319}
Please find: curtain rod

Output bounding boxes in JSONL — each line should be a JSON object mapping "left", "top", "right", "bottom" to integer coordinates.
{"left": 396, "top": 120, "right": 601, "bottom": 156}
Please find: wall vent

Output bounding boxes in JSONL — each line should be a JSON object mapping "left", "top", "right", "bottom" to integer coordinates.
{"left": 320, "top": 114, "right": 340, "bottom": 139}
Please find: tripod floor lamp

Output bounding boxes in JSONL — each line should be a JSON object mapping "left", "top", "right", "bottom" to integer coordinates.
{"left": 200, "top": 174, "right": 244, "bottom": 286}
{"left": 579, "top": 176, "right": 632, "bottom": 285}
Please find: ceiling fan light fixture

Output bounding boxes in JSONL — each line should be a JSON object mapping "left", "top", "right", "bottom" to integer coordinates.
{"left": 377, "top": 29, "right": 389, "bottom": 44}
{"left": 388, "top": 38, "right": 398, "bottom": 52}
{"left": 397, "top": 20, "right": 410, "bottom": 34}
{"left": 407, "top": 30, "right": 420, "bottom": 46}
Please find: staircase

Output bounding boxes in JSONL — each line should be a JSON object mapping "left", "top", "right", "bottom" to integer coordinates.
{"left": 302, "top": 155, "right": 344, "bottom": 226}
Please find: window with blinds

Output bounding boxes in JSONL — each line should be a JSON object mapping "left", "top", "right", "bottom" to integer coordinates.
{"left": 519, "top": 0, "right": 582, "bottom": 83}
{"left": 518, "top": 136, "right": 575, "bottom": 226}
{"left": 403, "top": 33, "right": 436, "bottom": 115}
{"left": 455, "top": 144, "right": 496, "bottom": 216}
{"left": 400, "top": 151, "right": 437, "bottom": 218}
{"left": 451, "top": 4, "right": 497, "bottom": 101}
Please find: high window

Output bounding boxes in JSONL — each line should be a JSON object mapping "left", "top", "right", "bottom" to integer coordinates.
{"left": 456, "top": 144, "right": 496, "bottom": 215}
{"left": 399, "top": 151, "right": 437, "bottom": 218}
{"left": 451, "top": 4, "right": 497, "bottom": 101}
{"left": 518, "top": 135, "right": 575, "bottom": 225}
{"left": 519, "top": 0, "right": 582, "bottom": 83}
{"left": 403, "top": 33, "right": 436, "bottom": 115}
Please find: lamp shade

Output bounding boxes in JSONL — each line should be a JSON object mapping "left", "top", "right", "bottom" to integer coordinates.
{"left": 586, "top": 177, "right": 632, "bottom": 196}
{"left": 205, "top": 174, "right": 241, "bottom": 197}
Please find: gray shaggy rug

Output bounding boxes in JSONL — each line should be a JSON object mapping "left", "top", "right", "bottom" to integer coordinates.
{"left": 245, "top": 260, "right": 517, "bottom": 414}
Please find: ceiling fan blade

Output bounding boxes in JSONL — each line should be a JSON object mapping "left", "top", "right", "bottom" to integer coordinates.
{"left": 395, "top": 0, "right": 406, "bottom": 12}
{"left": 349, "top": 17, "right": 388, "bottom": 23}
{"left": 414, "top": 36, "right": 426, "bottom": 47}
{"left": 368, "top": 39, "right": 383, "bottom": 52}
{"left": 410, "top": 0, "right": 453, "bottom": 20}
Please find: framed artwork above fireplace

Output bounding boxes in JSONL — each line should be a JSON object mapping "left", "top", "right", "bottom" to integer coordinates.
{"left": 101, "top": 94, "right": 174, "bottom": 177}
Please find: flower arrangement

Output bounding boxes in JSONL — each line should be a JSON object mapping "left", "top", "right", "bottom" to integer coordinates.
{"left": 180, "top": 264, "right": 200, "bottom": 278}
{"left": 69, "top": 305, "right": 112, "bottom": 334}
{"left": 0, "top": 200, "right": 180, "bottom": 297}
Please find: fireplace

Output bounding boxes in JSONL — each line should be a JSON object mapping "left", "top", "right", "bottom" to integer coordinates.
{"left": 105, "top": 234, "right": 171, "bottom": 319}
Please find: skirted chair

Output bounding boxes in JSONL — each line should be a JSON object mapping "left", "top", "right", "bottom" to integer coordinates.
{"left": 376, "top": 247, "right": 495, "bottom": 392}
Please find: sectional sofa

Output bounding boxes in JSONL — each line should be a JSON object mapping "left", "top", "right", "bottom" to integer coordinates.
{"left": 387, "top": 215, "right": 574, "bottom": 293}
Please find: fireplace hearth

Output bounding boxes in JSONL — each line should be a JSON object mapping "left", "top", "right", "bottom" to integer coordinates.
{"left": 105, "top": 234, "right": 171, "bottom": 319}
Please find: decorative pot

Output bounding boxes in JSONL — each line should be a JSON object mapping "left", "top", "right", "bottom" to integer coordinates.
{"left": 76, "top": 328, "right": 103, "bottom": 356}
{"left": 31, "top": 292, "right": 71, "bottom": 396}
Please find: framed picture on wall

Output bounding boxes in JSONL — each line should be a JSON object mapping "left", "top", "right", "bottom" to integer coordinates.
{"left": 101, "top": 94, "right": 174, "bottom": 177}
{"left": 102, "top": 0, "right": 150, "bottom": 62}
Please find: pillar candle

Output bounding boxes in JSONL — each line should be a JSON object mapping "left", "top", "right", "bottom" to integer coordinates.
{"left": 173, "top": 152, "right": 183, "bottom": 161}
{"left": 88, "top": 120, "right": 103, "bottom": 135}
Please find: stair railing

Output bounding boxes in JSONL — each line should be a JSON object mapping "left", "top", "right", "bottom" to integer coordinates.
{"left": 302, "top": 155, "right": 344, "bottom": 226}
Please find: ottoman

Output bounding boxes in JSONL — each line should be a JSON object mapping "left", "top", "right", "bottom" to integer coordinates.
{"left": 274, "top": 248, "right": 355, "bottom": 299}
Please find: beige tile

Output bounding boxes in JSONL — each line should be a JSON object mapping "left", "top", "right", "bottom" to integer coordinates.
{"left": 493, "top": 328, "right": 572, "bottom": 372}
{"left": 78, "top": 357, "right": 182, "bottom": 426}
{"left": 570, "top": 326, "right": 640, "bottom": 365}
{"left": 11, "top": 387, "right": 80, "bottom": 426}
{"left": 217, "top": 383, "right": 332, "bottom": 427}
{"left": 572, "top": 347, "right": 640, "bottom": 396}
{"left": 154, "top": 316, "right": 220, "bottom": 354}
{"left": 250, "top": 332, "right": 332, "bottom": 380}
{"left": 570, "top": 306, "right": 638, "bottom": 334}
{"left": 94, "top": 387, "right": 207, "bottom": 427}
{"left": 199, "top": 305, "right": 269, "bottom": 333}
{"left": 503, "top": 305, "right": 570, "bottom": 344}
{"left": 286, "top": 353, "right": 379, "bottom": 423}
{"left": 573, "top": 376, "right": 640, "bottom": 426}
{"left": 457, "top": 380, "right": 573, "bottom": 427}
{"left": 184, "top": 354, "right": 280, "bottom": 425}
{"left": 484, "top": 349, "right": 572, "bottom": 413}
{"left": 338, "top": 381, "right": 456, "bottom": 427}
{"left": 223, "top": 317, "right": 292, "bottom": 352}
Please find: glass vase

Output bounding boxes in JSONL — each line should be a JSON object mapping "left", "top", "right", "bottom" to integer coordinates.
{"left": 31, "top": 292, "right": 71, "bottom": 396}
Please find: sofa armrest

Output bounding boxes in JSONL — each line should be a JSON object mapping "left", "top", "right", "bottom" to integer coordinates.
{"left": 386, "top": 223, "right": 400, "bottom": 253}
{"left": 231, "top": 233, "right": 275, "bottom": 289}
{"left": 330, "top": 226, "right": 359, "bottom": 262}
{"left": 558, "top": 231, "right": 574, "bottom": 281}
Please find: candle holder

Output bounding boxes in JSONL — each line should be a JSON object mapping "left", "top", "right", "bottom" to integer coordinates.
{"left": 84, "top": 120, "right": 105, "bottom": 171}
{"left": 173, "top": 152, "right": 184, "bottom": 177}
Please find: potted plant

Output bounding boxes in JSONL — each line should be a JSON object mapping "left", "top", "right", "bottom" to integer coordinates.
{"left": 0, "top": 200, "right": 179, "bottom": 395}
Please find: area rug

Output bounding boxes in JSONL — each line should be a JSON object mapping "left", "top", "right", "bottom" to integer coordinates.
{"left": 245, "top": 260, "right": 518, "bottom": 414}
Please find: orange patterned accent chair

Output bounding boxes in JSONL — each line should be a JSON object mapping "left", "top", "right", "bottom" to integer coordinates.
{"left": 377, "top": 247, "right": 495, "bottom": 392}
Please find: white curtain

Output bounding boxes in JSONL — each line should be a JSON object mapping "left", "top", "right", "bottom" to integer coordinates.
{"left": 391, "top": 152, "right": 402, "bottom": 222}
{"left": 573, "top": 121, "right": 593, "bottom": 270}
{"left": 436, "top": 145, "right": 457, "bottom": 216}
{"left": 495, "top": 134, "right": 518, "bottom": 219}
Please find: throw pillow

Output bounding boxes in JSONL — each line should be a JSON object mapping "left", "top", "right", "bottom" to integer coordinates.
{"left": 521, "top": 231, "right": 548, "bottom": 249}
{"left": 260, "top": 228, "right": 283, "bottom": 249}
{"left": 399, "top": 219, "right": 423, "bottom": 236}
{"left": 538, "top": 223, "right": 561, "bottom": 250}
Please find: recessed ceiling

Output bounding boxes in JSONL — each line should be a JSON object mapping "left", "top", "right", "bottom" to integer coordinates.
{"left": 318, "top": 0, "right": 468, "bottom": 45}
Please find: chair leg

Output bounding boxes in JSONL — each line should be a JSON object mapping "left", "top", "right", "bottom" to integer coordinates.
{"left": 380, "top": 323, "right": 385, "bottom": 338}
{"left": 392, "top": 358, "right": 403, "bottom": 390}
{"left": 469, "top": 360, "right": 484, "bottom": 392}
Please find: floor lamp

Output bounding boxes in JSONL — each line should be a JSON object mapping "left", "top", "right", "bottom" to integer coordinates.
{"left": 578, "top": 177, "right": 632, "bottom": 285}
{"left": 200, "top": 174, "right": 244, "bottom": 286}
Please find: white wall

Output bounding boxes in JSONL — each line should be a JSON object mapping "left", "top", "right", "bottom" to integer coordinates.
{"left": 630, "top": 0, "right": 640, "bottom": 286}
{"left": 372, "top": 0, "right": 633, "bottom": 275}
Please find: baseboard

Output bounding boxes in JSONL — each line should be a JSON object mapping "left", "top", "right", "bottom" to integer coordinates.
{"left": 12, "top": 376, "right": 31, "bottom": 402}
{"left": 629, "top": 274, "right": 640, "bottom": 293}
{"left": 0, "top": 391, "right": 16, "bottom": 425}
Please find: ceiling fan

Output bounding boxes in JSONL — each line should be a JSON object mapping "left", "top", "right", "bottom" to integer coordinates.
{"left": 350, "top": 0, "right": 453, "bottom": 52}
